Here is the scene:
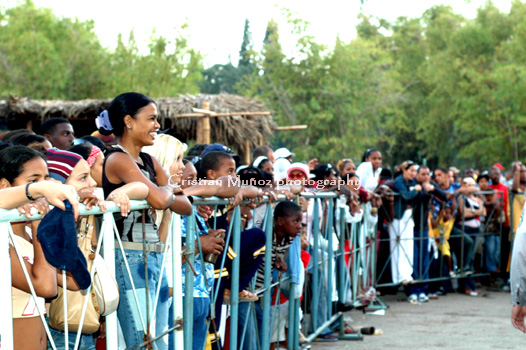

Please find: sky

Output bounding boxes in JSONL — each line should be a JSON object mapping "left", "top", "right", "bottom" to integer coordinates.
{"left": 4, "top": 0, "right": 514, "bottom": 67}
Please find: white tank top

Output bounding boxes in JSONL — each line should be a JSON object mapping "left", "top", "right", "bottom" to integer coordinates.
{"left": 10, "top": 234, "right": 46, "bottom": 318}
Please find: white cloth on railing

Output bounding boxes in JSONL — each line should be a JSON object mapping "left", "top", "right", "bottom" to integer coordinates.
{"left": 164, "top": 213, "right": 180, "bottom": 289}
{"left": 388, "top": 209, "right": 414, "bottom": 284}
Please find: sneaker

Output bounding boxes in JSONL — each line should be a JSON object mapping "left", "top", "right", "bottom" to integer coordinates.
{"left": 313, "top": 334, "right": 338, "bottom": 342}
{"left": 407, "top": 294, "right": 418, "bottom": 304}
{"left": 428, "top": 292, "right": 439, "bottom": 300}
{"left": 418, "top": 293, "right": 429, "bottom": 303}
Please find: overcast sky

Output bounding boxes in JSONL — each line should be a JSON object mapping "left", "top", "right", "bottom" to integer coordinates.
{"left": 4, "top": 0, "right": 513, "bottom": 67}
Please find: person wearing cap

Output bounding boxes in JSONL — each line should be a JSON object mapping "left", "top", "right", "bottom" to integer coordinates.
{"left": 448, "top": 167, "right": 461, "bottom": 190}
{"left": 44, "top": 148, "right": 148, "bottom": 350}
{"left": 274, "top": 147, "right": 295, "bottom": 176}
{"left": 0, "top": 145, "right": 82, "bottom": 350}
{"left": 201, "top": 143, "right": 241, "bottom": 168}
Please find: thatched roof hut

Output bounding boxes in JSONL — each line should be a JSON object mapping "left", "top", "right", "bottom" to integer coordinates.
{"left": 0, "top": 94, "right": 277, "bottom": 162}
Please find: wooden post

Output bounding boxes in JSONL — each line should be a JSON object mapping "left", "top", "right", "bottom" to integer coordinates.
{"left": 243, "top": 140, "right": 251, "bottom": 165}
{"left": 196, "top": 101, "right": 211, "bottom": 144}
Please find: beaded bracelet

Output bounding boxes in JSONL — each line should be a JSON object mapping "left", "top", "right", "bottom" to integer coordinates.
{"left": 25, "top": 183, "right": 36, "bottom": 201}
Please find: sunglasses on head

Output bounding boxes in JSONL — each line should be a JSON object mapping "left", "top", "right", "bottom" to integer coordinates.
{"left": 288, "top": 172, "right": 306, "bottom": 179}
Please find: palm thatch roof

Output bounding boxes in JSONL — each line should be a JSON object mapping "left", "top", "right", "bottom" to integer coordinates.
{"left": 0, "top": 94, "right": 277, "bottom": 153}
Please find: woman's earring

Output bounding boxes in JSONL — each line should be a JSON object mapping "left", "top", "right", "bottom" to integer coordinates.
{"left": 127, "top": 125, "right": 132, "bottom": 130}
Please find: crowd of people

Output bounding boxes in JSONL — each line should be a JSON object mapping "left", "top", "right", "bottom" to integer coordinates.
{"left": 1, "top": 91, "right": 521, "bottom": 350}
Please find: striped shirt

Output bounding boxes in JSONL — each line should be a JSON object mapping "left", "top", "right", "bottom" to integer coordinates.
{"left": 255, "top": 234, "right": 292, "bottom": 291}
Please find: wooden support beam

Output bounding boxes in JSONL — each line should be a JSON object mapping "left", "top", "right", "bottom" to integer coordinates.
{"left": 174, "top": 111, "right": 271, "bottom": 118}
{"left": 243, "top": 140, "right": 251, "bottom": 165}
{"left": 196, "top": 101, "right": 211, "bottom": 144}
{"left": 274, "top": 125, "right": 308, "bottom": 131}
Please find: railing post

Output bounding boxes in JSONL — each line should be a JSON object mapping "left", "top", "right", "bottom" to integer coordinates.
{"left": 326, "top": 199, "right": 335, "bottom": 323}
{"left": 261, "top": 203, "right": 274, "bottom": 348}
{"left": 0, "top": 221, "right": 14, "bottom": 350}
{"left": 287, "top": 282, "right": 299, "bottom": 349}
{"left": 171, "top": 214, "right": 184, "bottom": 349}
{"left": 311, "top": 198, "right": 320, "bottom": 332}
{"left": 184, "top": 211, "right": 196, "bottom": 350}
{"left": 229, "top": 206, "right": 241, "bottom": 350}
{"left": 102, "top": 212, "right": 118, "bottom": 350}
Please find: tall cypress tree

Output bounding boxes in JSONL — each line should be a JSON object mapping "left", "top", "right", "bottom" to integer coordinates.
{"left": 239, "top": 19, "right": 253, "bottom": 67}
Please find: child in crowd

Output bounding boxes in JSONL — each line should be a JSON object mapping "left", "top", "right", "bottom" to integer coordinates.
{"left": 197, "top": 149, "right": 267, "bottom": 349}
{"left": 254, "top": 201, "right": 303, "bottom": 348}
{"left": 44, "top": 148, "right": 147, "bottom": 350}
{"left": 0, "top": 145, "right": 78, "bottom": 350}
{"left": 430, "top": 204, "right": 455, "bottom": 277}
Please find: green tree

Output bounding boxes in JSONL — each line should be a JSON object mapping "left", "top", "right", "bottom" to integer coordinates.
{"left": 0, "top": 1, "right": 203, "bottom": 100}
{"left": 0, "top": 0, "right": 110, "bottom": 99}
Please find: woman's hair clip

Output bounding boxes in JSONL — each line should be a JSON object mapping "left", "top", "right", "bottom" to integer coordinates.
{"left": 95, "top": 110, "right": 113, "bottom": 131}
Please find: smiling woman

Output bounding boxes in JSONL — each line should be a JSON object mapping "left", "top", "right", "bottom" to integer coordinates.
{"left": 97, "top": 92, "right": 192, "bottom": 350}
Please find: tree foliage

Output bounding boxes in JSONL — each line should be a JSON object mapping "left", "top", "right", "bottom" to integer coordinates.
{"left": 0, "top": 1, "right": 203, "bottom": 99}
{"left": 200, "top": 18, "right": 255, "bottom": 94}
{"left": 240, "top": 2, "right": 526, "bottom": 169}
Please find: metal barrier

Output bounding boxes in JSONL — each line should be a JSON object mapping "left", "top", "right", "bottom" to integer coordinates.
{"left": 2, "top": 192, "right": 369, "bottom": 350}
{"left": 374, "top": 191, "right": 503, "bottom": 289}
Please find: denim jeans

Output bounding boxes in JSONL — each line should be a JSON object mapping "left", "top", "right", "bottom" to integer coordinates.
{"left": 238, "top": 301, "right": 258, "bottom": 350}
{"left": 409, "top": 230, "right": 430, "bottom": 295}
{"left": 115, "top": 249, "right": 170, "bottom": 350}
{"left": 307, "top": 248, "right": 332, "bottom": 336}
{"left": 46, "top": 326, "right": 95, "bottom": 350}
{"left": 168, "top": 297, "right": 210, "bottom": 350}
{"left": 484, "top": 234, "right": 500, "bottom": 273}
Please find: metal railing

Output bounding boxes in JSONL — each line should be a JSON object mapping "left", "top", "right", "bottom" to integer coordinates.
{"left": 2, "top": 192, "right": 369, "bottom": 350}
{"left": 374, "top": 190, "right": 505, "bottom": 289}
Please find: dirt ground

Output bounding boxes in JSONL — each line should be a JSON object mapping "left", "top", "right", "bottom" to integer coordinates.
{"left": 311, "top": 288, "right": 524, "bottom": 350}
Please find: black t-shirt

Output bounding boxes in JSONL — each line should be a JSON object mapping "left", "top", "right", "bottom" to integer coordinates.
{"left": 102, "top": 147, "right": 159, "bottom": 242}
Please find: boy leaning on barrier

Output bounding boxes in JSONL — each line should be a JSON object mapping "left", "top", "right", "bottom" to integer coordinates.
{"left": 196, "top": 149, "right": 268, "bottom": 349}
{"left": 253, "top": 201, "right": 303, "bottom": 348}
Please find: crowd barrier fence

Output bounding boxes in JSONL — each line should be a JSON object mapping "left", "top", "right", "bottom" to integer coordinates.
{"left": 2, "top": 187, "right": 517, "bottom": 350}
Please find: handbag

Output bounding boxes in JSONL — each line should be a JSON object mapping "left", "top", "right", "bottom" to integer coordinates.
{"left": 49, "top": 216, "right": 100, "bottom": 333}
{"left": 93, "top": 252, "right": 120, "bottom": 316}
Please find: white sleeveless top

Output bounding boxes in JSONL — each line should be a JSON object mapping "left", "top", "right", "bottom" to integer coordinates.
{"left": 10, "top": 234, "right": 46, "bottom": 318}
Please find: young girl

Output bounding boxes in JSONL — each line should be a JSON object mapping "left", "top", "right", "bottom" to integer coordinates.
{"left": 0, "top": 146, "right": 80, "bottom": 350}
{"left": 97, "top": 92, "right": 192, "bottom": 350}
{"left": 44, "top": 148, "right": 148, "bottom": 350}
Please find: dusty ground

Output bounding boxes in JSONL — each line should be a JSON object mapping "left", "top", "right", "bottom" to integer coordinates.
{"left": 311, "top": 288, "right": 524, "bottom": 350}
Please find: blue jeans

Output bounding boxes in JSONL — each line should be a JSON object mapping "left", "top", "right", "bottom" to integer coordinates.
{"left": 409, "top": 230, "right": 430, "bottom": 295}
{"left": 115, "top": 249, "right": 170, "bottom": 350}
{"left": 47, "top": 327, "right": 95, "bottom": 350}
{"left": 168, "top": 297, "right": 210, "bottom": 350}
{"left": 307, "top": 248, "right": 332, "bottom": 336}
{"left": 238, "top": 301, "right": 258, "bottom": 350}
{"left": 484, "top": 235, "right": 500, "bottom": 273}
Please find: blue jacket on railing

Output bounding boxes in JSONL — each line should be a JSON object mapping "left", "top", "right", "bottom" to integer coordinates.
{"left": 281, "top": 236, "right": 302, "bottom": 300}
{"left": 393, "top": 175, "right": 419, "bottom": 220}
